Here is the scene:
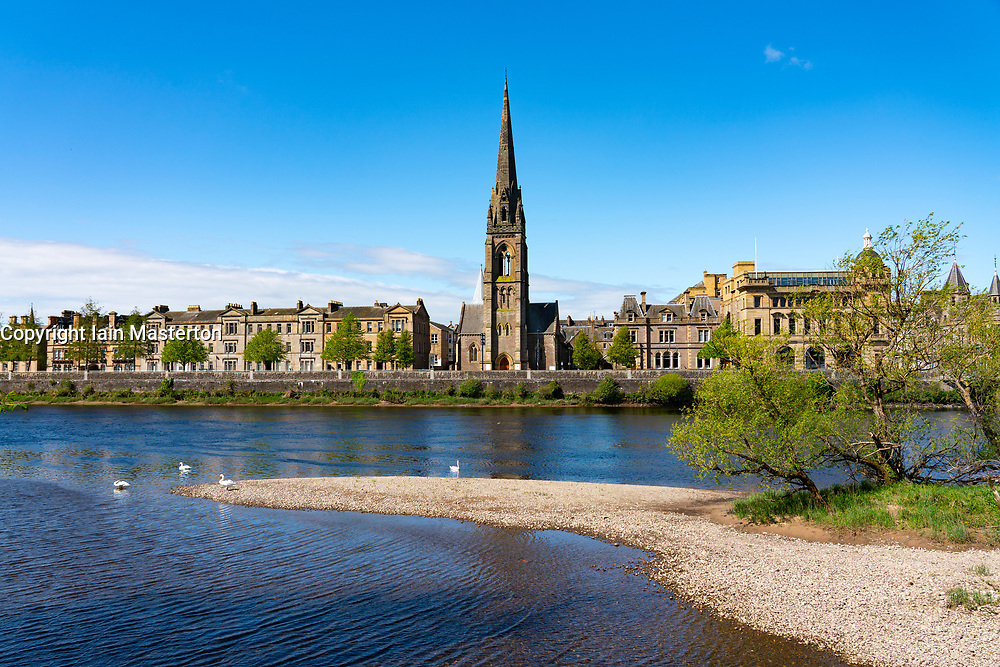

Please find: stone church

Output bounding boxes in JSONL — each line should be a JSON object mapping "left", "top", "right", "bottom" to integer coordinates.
{"left": 456, "top": 80, "right": 564, "bottom": 370}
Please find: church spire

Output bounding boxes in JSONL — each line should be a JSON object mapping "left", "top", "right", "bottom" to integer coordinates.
{"left": 495, "top": 76, "right": 517, "bottom": 194}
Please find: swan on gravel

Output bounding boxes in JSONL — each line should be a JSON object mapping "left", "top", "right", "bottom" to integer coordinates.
{"left": 219, "top": 473, "right": 237, "bottom": 490}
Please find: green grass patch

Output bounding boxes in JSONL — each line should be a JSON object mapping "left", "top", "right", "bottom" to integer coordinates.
{"left": 732, "top": 481, "right": 1000, "bottom": 545}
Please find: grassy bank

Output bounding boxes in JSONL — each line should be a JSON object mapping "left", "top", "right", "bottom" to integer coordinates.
{"left": 733, "top": 481, "right": 1000, "bottom": 547}
{"left": 5, "top": 374, "right": 693, "bottom": 409}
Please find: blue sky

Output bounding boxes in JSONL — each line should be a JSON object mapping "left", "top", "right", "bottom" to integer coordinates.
{"left": 2, "top": 1, "right": 999, "bottom": 322}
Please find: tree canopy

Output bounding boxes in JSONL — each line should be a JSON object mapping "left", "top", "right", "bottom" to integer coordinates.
{"left": 395, "top": 330, "right": 415, "bottom": 369}
{"left": 0, "top": 312, "right": 43, "bottom": 370}
{"left": 161, "top": 336, "right": 209, "bottom": 368}
{"left": 321, "top": 314, "right": 370, "bottom": 367}
{"left": 372, "top": 329, "right": 396, "bottom": 367}
{"left": 243, "top": 328, "right": 286, "bottom": 369}
{"left": 114, "top": 310, "right": 153, "bottom": 367}
{"left": 68, "top": 299, "right": 108, "bottom": 370}
{"left": 572, "top": 332, "right": 604, "bottom": 370}
{"left": 697, "top": 315, "right": 738, "bottom": 367}
{"left": 608, "top": 326, "right": 637, "bottom": 368}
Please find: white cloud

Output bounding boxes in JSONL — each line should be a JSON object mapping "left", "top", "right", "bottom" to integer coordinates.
{"left": 764, "top": 44, "right": 785, "bottom": 63}
{"left": 0, "top": 238, "right": 648, "bottom": 326}
{"left": 765, "top": 44, "right": 812, "bottom": 70}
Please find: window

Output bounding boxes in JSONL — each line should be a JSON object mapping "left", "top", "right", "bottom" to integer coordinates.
{"left": 654, "top": 352, "right": 661, "bottom": 368}
{"left": 208, "top": 343, "right": 214, "bottom": 353}
{"left": 326, "top": 323, "right": 331, "bottom": 333}
{"left": 303, "top": 321, "right": 315, "bottom": 334}
{"left": 430, "top": 354, "right": 438, "bottom": 367}
{"left": 788, "top": 317, "right": 796, "bottom": 335}
{"left": 226, "top": 322, "right": 237, "bottom": 335}
{"left": 804, "top": 317, "right": 811, "bottom": 334}
{"left": 659, "top": 329, "right": 675, "bottom": 343}
{"left": 700, "top": 311, "right": 707, "bottom": 322}
{"left": 225, "top": 342, "right": 237, "bottom": 354}
{"left": 378, "top": 321, "right": 384, "bottom": 332}
{"left": 629, "top": 329, "right": 637, "bottom": 343}
{"left": 470, "top": 344, "right": 478, "bottom": 362}
{"left": 873, "top": 318, "right": 880, "bottom": 335}
{"left": 697, "top": 357, "right": 712, "bottom": 369}
{"left": 772, "top": 297, "right": 779, "bottom": 307}
{"left": 301, "top": 360, "right": 314, "bottom": 371}
{"left": 754, "top": 296, "right": 761, "bottom": 308}
{"left": 367, "top": 322, "right": 372, "bottom": 332}
{"left": 223, "top": 360, "right": 237, "bottom": 371}
{"left": 431, "top": 333, "right": 439, "bottom": 345}
{"left": 754, "top": 319, "right": 762, "bottom": 336}
{"left": 286, "top": 342, "right": 292, "bottom": 352}
{"left": 672, "top": 352, "right": 679, "bottom": 368}
{"left": 660, "top": 313, "right": 673, "bottom": 323}
{"left": 257, "top": 324, "right": 262, "bottom": 333}
{"left": 301, "top": 340, "right": 314, "bottom": 353}
{"left": 773, "top": 317, "right": 781, "bottom": 335}
{"left": 392, "top": 319, "right": 403, "bottom": 332}
{"left": 698, "top": 329, "right": 710, "bottom": 343}
{"left": 627, "top": 312, "right": 634, "bottom": 322}
{"left": 286, "top": 323, "right": 292, "bottom": 333}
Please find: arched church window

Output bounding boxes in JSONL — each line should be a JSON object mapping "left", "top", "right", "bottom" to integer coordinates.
{"left": 502, "top": 252, "right": 511, "bottom": 276}
{"left": 504, "top": 323, "right": 510, "bottom": 336}
{"left": 470, "top": 344, "right": 478, "bottom": 362}
{"left": 500, "top": 206, "right": 507, "bottom": 222}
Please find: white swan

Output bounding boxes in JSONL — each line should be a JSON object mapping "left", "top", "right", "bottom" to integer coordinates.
{"left": 113, "top": 480, "right": 130, "bottom": 490}
{"left": 449, "top": 460, "right": 460, "bottom": 474}
{"left": 178, "top": 461, "right": 192, "bottom": 472}
{"left": 219, "top": 473, "right": 236, "bottom": 490}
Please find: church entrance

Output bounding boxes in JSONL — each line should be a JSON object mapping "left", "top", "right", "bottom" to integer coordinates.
{"left": 496, "top": 355, "right": 510, "bottom": 371}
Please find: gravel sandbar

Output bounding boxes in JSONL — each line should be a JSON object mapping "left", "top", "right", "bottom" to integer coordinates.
{"left": 174, "top": 476, "right": 1000, "bottom": 667}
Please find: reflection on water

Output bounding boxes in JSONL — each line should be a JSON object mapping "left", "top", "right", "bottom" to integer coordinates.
{"left": 0, "top": 406, "right": 861, "bottom": 666}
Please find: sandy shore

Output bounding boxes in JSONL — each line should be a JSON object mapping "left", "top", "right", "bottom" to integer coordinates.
{"left": 174, "top": 476, "right": 1000, "bottom": 667}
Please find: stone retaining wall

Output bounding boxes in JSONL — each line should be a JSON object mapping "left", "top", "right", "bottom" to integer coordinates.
{"left": 0, "top": 369, "right": 713, "bottom": 396}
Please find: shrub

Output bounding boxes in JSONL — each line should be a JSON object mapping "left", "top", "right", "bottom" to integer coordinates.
{"left": 157, "top": 378, "right": 175, "bottom": 397}
{"left": 589, "top": 375, "right": 622, "bottom": 405}
{"left": 485, "top": 384, "right": 501, "bottom": 400}
{"left": 224, "top": 378, "right": 236, "bottom": 396}
{"left": 81, "top": 385, "right": 96, "bottom": 397}
{"left": 113, "top": 388, "right": 133, "bottom": 399}
{"left": 54, "top": 379, "right": 76, "bottom": 397}
{"left": 646, "top": 373, "right": 692, "bottom": 406}
{"left": 512, "top": 382, "right": 529, "bottom": 400}
{"left": 25, "top": 381, "right": 36, "bottom": 392}
{"left": 538, "top": 380, "right": 564, "bottom": 400}
{"left": 351, "top": 370, "right": 367, "bottom": 393}
{"left": 457, "top": 378, "right": 484, "bottom": 398}
{"left": 383, "top": 388, "right": 407, "bottom": 404}
{"left": 444, "top": 384, "right": 456, "bottom": 396}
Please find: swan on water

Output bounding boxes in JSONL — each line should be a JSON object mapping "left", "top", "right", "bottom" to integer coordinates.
{"left": 178, "top": 462, "right": 192, "bottom": 472}
{"left": 113, "top": 480, "right": 130, "bottom": 490}
{"left": 219, "top": 473, "right": 236, "bottom": 490}
{"left": 449, "top": 460, "right": 460, "bottom": 474}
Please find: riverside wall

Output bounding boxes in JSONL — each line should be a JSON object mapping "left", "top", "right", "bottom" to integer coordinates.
{"left": 0, "top": 369, "right": 712, "bottom": 396}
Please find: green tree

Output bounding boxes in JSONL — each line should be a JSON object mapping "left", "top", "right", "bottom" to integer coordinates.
{"left": 161, "top": 336, "right": 209, "bottom": 370}
{"left": 608, "top": 325, "right": 637, "bottom": 368}
{"left": 244, "top": 328, "right": 286, "bottom": 370}
{"left": 395, "top": 330, "right": 415, "bottom": 369}
{"left": 936, "top": 292, "right": 1000, "bottom": 472}
{"left": 321, "top": 314, "right": 370, "bottom": 368}
{"left": 802, "top": 215, "right": 966, "bottom": 484}
{"left": 697, "top": 315, "right": 739, "bottom": 368}
{"left": 572, "top": 332, "right": 604, "bottom": 370}
{"left": 68, "top": 299, "right": 108, "bottom": 370}
{"left": 0, "top": 312, "right": 43, "bottom": 371}
{"left": 372, "top": 329, "right": 396, "bottom": 368}
{"left": 1, "top": 391, "right": 28, "bottom": 413}
{"left": 114, "top": 309, "right": 153, "bottom": 369}
{"left": 669, "top": 335, "right": 850, "bottom": 505}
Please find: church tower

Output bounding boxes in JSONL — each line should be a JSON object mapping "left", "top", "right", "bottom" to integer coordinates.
{"left": 482, "top": 78, "right": 529, "bottom": 370}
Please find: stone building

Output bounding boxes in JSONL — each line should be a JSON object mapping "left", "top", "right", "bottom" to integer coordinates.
{"left": 140, "top": 299, "right": 431, "bottom": 371}
{"left": 456, "top": 79, "right": 565, "bottom": 370}
{"left": 612, "top": 289, "right": 722, "bottom": 370}
{"left": 428, "top": 321, "right": 456, "bottom": 370}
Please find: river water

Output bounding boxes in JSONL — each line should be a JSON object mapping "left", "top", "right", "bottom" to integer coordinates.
{"left": 0, "top": 405, "right": 857, "bottom": 666}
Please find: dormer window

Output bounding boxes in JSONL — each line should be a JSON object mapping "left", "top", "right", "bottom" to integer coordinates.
{"left": 627, "top": 313, "right": 634, "bottom": 322}
{"left": 700, "top": 312, "right": 707, "bottom": 322}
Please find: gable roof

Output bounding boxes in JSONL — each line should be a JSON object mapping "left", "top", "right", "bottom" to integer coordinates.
{"left": 946, "top": 260, "right": 969, "bottom": 292}
{"left": 528, "top": 302, "right": 559, "bottom": 334}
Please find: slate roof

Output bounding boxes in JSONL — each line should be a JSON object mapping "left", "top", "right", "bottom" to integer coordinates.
{"left": 528, "top": 302, "right": 559, "bottom": 334}
{"left": 456, "top": 303, "right": 483, "bottom": 336}
{"left": 945, "top": 260, "right": 969, "bottom": 292}
{"left": 156, "top": 310, "right": 226, "bottom": 323}
{"left": 990, "top": 272, "right": 1000, "bottom": 298}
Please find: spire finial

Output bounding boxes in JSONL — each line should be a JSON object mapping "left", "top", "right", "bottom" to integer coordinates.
{"left": 862, "top": 228, "right": 872, "bottom": 249}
